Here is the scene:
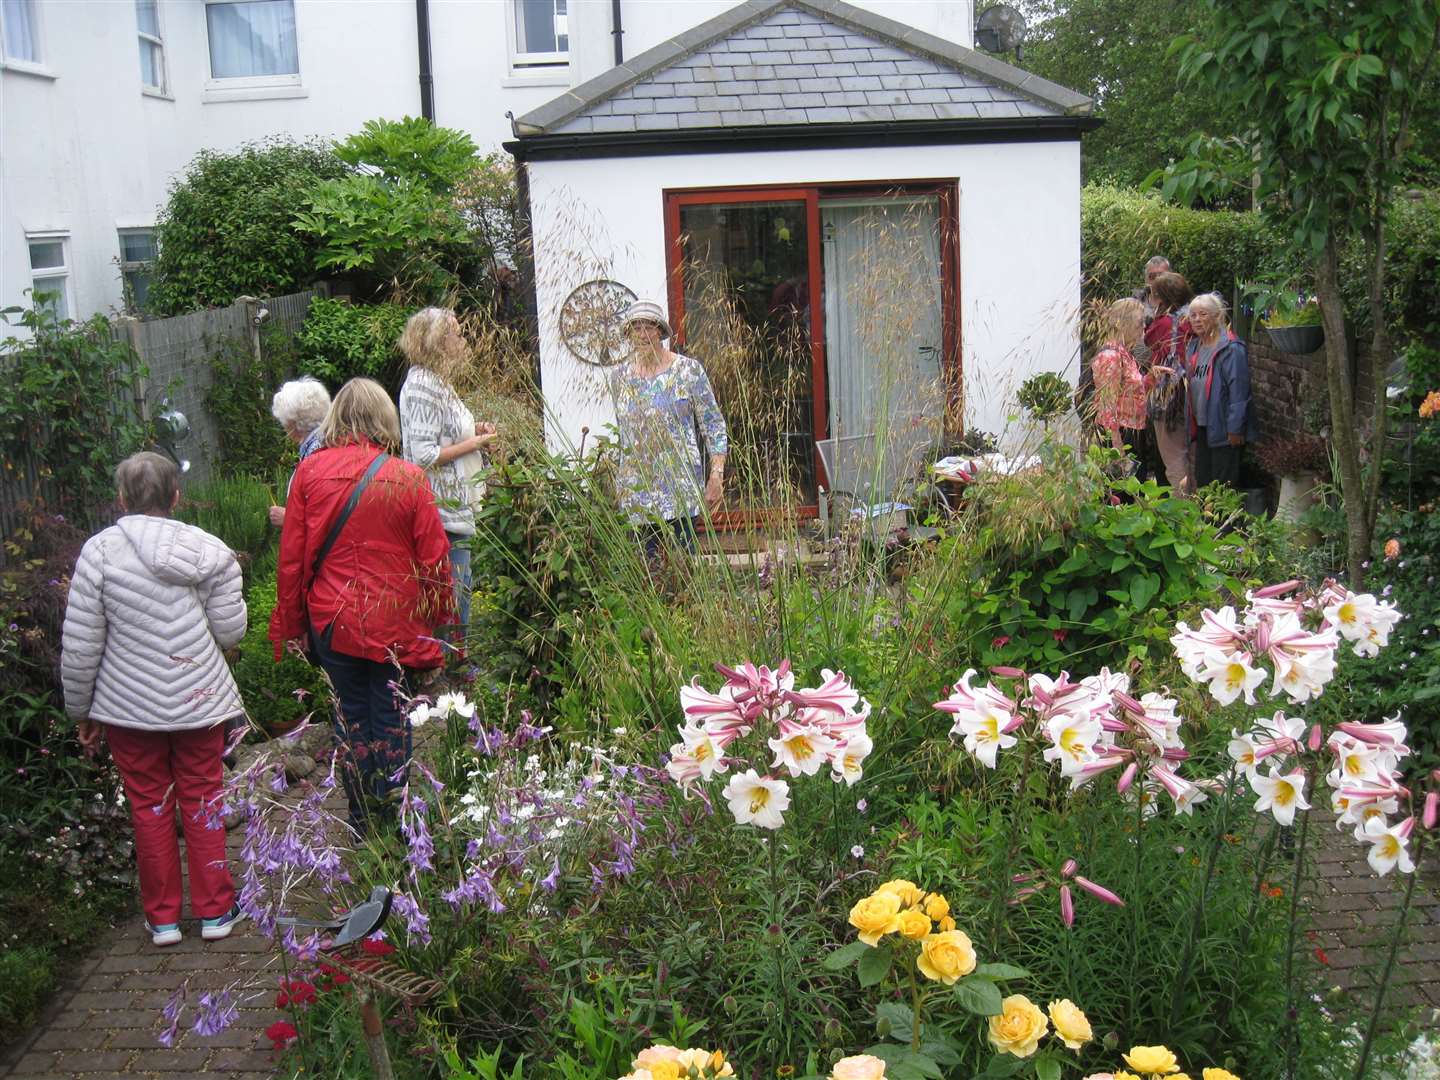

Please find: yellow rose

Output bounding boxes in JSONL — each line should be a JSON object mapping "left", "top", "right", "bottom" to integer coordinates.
{"left": 937, "top": 915, "right": 956, "bottom": 932}
{"left": 1114, "top": 1074, "right": 1142, "bottom": 1080}
{"left": 896, "top": 909, "right": 932, "bottom": 939}
{"left": 1046, "top": 999, "right": 1092, "bottom": 1050}
{"left": 923, "top": 892, "right": 950, "bottom": 921}
{"left": 647, "top": 1063, "right": 679, "bottom": 1080}
{"left": 987, "top": 994, "right": 1049, "bottom": 1058}
{"left": 1202, "top": 1071, "right": 1242, "bottom": 1080}
{"left": 711, "top": 1050, "right": 734, "bottom": 1077}
{"left": 915, "top": 929, "right": 977, "bottom": 984}
{"left": 830, "top": 1054, "right": 887, "bottom": 1080}
{"left": 634, "top": 1046, "right": 683, "bottom": 1072}
{"left": 849, "top": 891, "right": 903, "bottom": 946}
{"left": 1123, "top": 1046, "right": 1180, "bottom": 1075}
{"left": 876, "top": 879, "right": 924, "bottom": 908}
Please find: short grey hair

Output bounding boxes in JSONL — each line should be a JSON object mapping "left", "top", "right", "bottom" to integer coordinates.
{"left": 115, "top": 451, "right": 179, "bottom": 515}
{"left": 1145, "top": 255, "right": 1171, "bottom": 271}
{"left": 271, "top": 377, "right": 331, "bottom": 435}
{"left": 1189, "top": 291, "right": 1230, "bottom": 327}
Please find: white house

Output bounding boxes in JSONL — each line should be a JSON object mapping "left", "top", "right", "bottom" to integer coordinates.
{"left": 1, "top": 0, "right": 979, "bottom": 329}
{"left": 507, "top": 0, "right": 1095, "bottom": 508}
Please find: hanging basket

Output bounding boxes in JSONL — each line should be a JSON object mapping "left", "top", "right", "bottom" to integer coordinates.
{"left": 1265, "top": 324, "right": 1325, "bottom": 355}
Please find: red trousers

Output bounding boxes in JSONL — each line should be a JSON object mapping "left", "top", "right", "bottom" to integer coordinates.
{"left": 105, "top": 723, "right": 236, "bottom": 925}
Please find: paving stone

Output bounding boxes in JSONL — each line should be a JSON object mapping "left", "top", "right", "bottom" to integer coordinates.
{"left": 98, "top": 952, "right": 167, "bottom": 974}
{"left": 53, "top": 1050, "right": 135, "bottom": 1072}
{"left": 208, "top": 1048, "right": 276, "bottom": 1071}
{"left": 127, "top": 1047, "right": 211, "bottom": 1071}
{"left": 103, "top": 1027, "right": 171, "bottom": 1051}
{"left": 29, "top": 1027, "right": 111, "bottom": 1052}
{"left": 9, "top": 1053, "right": 62, "bottom": 1075}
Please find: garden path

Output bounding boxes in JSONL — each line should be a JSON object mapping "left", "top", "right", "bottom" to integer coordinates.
{"left": 2, "top": 787, "right": 1438, "bottom": 1078}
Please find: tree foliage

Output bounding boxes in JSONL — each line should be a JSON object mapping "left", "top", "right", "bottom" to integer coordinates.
{"left": 149, "top": 139, "right": 348, "bottom": 316}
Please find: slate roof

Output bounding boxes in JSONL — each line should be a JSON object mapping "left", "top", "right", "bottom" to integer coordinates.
{"left": 509, "top": 0, "right": 1094, "bottom": 154}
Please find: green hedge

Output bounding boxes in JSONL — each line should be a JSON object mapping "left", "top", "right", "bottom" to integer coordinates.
{"left": 1082, "top": 185, "right": 1440, "bottom": 339}
{"left": 294, "top": 295, "right": 414, "bottom": 389}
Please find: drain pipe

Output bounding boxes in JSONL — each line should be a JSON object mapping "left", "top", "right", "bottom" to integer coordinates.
{"left": 611, "top": 0, "right": 624, "bottom": 64}
{"left": 416, "top": 0, "right": 435, "bottom": 120}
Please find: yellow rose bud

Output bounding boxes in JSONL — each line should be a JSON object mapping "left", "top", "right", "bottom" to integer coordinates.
{"left": 876, "top": 879, "right": 924, "bottom": 908}
{"left": 987, "top": 994, "right": 1049, "bottom": 1058}
{"left": 1113, "top": 1073, "right": 1141, "bottom": 1080}
{"left": 1123, "top": 1046, "right": 1181, "bottom": 1075}
{"left": 915, "top": 929, "right": 977, "bottom": 984}
{"left": 1046, "top": 999, "right": 1092, "bottom": 1050}
{"left": 848, "top": 891, "right": 903, "bottom": 946}
{"left": 1202, "top": 1071, "right": 1242, "bottom": 1080}
{"left": 1172, "top": 1074, "right": 1193, "bottom": 1080}
{"left": 896, "top": 909, "right": 932, "bottom": 939}
{"left": 922, "top": 892, "right": 950, "bottom": 921}
{"left": 830, "top": 1054, "right": 887, "bottom": 1080}
{"left": 937, "top": 915, "right": 956, "bottom": 932}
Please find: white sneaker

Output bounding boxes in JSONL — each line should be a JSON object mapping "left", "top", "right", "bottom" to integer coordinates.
{"left": 145, "top": 920, "right": 182, "bottom": 947}
{"left": 201, "top": 903, "right": 246, "bottom": 941}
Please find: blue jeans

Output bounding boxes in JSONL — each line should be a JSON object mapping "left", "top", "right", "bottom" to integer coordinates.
{"left": 448, "top": 534, "right": 472, "bottom": 637}
{"left": 310, "top": 622, "right": 413, "bottom": 831}
{"left": 637, "top": 517, "right": 697, "bottom": 564}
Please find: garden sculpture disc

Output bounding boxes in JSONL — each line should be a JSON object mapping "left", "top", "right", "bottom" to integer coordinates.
{"left": 559, "top": 279, "right": 637, "bottom": 367}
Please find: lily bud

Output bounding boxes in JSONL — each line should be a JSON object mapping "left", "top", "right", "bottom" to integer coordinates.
{"left": 990, "top": 666, "right": 1026, "bottom": 678}
{"left": 1074, "top": 875, "right": 1125, "bottom": 907}
{"left": 1117, "top": 762, "right": 1138, "bottom": 794}
{"left": 1059, "top": 885, "right": 1075, "bottom": 928}
{"left": 1307, "top": 724, "right": 1323, "bottom": 752}
{"left": 1113, "top": 691, "right": 1144, "bottom": 714}
{"left": 1423, "top": 791, "right": 1438, "bottom": 831}
{"left": 1255, "top": 579, "right": 1302, "bottom": 598}
{"left": 1061, "top": 859, "right": 1078, "bottom": 878}
{"left": 1397, "top": 816, "right": 1416, "bottom": 839}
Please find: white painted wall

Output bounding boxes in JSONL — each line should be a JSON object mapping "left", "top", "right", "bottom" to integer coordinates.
{"left": 526, "top": 138, "right": 1081, "bottom": 449}
{"left": 2, "top": 0, "right": 973, "bottom": 329}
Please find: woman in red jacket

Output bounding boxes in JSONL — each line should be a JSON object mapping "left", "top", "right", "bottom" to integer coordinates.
{"left": 270, "top": 378, "right": 453, "bottom": 830}
{"left": 1142, "top": 272, "right": 1195, "bottom": 494}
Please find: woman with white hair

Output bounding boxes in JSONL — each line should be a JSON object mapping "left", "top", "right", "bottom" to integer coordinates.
{"left": 397, "top": 307, "right": 497, "bottom": 633}
{"left": 268, "top": 376, "right": 331, "bottom": 527}
{"left": 1184, "top": 292, "right": 1255, "bottom": 491}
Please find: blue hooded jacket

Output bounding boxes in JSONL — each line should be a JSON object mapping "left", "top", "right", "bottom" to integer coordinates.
{"left": 1185, "top": 332, "right": 1257, "bottom": 448}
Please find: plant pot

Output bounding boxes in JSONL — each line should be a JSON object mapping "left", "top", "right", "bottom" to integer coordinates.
{"left": 1276, "top": 472, "right": 1320, "bottom": 524}
{"left": 1265, "top": 324, "right": 1325, "bottom": 355}
{"left": 1242, "top": 487, "right": 1269, "bottom": 517}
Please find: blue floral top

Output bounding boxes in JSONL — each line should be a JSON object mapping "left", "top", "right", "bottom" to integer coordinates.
{"left": 606, "top": 354, "right": 729, "bottom": 524}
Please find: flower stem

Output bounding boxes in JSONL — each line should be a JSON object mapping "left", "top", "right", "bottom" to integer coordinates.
{"left": 1126, "top": 763, "right": 1147, "bottom": 1035}
{"left": 1352, "top": 842, "right": 1424, "bottom": 1080}
{"left": 1282, "top": 775, "right": 1315, "bottom": 1080}
{"left": 768, "top": 833, "right": 789, "bottom": 1058}
{"left": 1169, "top": 765, "right": 1236, "bottom": 1028}
{"left": 908, "top": 966, "right": 923, "bottom": 1052}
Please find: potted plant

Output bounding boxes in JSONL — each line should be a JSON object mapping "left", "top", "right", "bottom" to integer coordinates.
{"left": 1016, "top": 371, "right": 1071, "bottom": 426}
{"left": 1261, "top": 292, "right": 1325, "bottom": 354}
{"left": 1256, "top": 433, "right": 1329, "bottom": 524}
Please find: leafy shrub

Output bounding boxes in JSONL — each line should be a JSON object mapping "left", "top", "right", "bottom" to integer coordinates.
{"left": 230, "top": 567, "right": 326, "bottom": 734}
{"left": 205, "top": 335, "right": 298, "bottom": 479}
{"left": 1016, "top": 372, "right": 1072, "bottom": 423}
{"left": 294, "top": 295, "right": 413, "bottom": 388}
{"left": 0, "top": 309, "right": 150, "bottom": 524}
{"left": 149, "top": 138, "right": 349, "bottom": 315}
{"left": 0, "top": 946, "right": 54, "bottom": 1038}
{"left": 336, "top": 115, "right": 479, "bottom": 192}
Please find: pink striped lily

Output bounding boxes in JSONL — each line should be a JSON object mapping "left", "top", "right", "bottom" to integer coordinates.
{"left": 679, "top": 679, "right": 752, "bottom": 744}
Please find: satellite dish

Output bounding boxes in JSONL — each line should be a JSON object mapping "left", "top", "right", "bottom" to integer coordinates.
{"left": 975, "top": 4, "right": 1027, "bottom": 60}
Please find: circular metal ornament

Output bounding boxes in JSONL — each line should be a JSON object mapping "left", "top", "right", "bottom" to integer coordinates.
{"left": 559, "top": 279, "right": 637, "bottom": 367}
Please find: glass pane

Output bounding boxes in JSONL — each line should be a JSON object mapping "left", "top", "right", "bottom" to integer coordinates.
{"left": 515, "top": 0, "right": 558, "bottom": 54}
{"left": 120, "top": 231, "right": 158, "bottom": 263}
{"left": 136, "top": 0, "right": 159, "bottom": 37}
{"left": 206, "top": 0, "right": 298, "bottom": 78}
{"left": 29, "top": 240, "right": 64, "bottom": 270}
{"left": 2, "top": 0, "right": 39, "bottom": 62}
{"left": 678, "top": 200, "right": 816, "bottom": 508}
{"left": 139, "top": 38, "right": 163, "bottom": 87}
{"left": 32, "top": 276, "right": 68, "bottom": 320}
{"left": 124, "top": 269, "right": 152, "bottom": 312}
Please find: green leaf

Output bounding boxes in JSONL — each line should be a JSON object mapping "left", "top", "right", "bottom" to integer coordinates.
{"left": 823, "top": 940, "right": 871, "bottom": 971}
{"left": 1034, "top": 1056, "right": 1062, "bottom": 1080}
{"left": 953, "top": 975, "right": 1004, "bottom": 1016}
{"left": 920, "top": 1041, "right": 961, "bottom": 1067}
{"left": 857, "top": 944, "right": 893, "bottom": 988}
{"left": 1129, "top": 573, "right": 1161, "bottom": 611}
{"left": 876, "top": 1001, "right": 915, "bottom": 1039}
{"left": 977, "top": 1054, "right": 1027, "bottom": 1079}
{"left": 972, "top": 962, "right": 1031, "bottom": 980}
{"left": 898, "top": 1051, "right": 942, "bottom": 1080}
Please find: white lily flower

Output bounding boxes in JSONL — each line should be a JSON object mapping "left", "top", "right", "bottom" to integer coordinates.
{"left": 1199, "top": 650, "right": 1266, "bottom": 706}
{"left": 829, "top": 731, "right": 873, "bottom": 786}
{"left": 409, "top": 702, "right": 436, "bottom": 727}
{"left": 767, "top": 723, "right": 836, "bottom": 777}
{"left": 721, "top": 769, "right": 790, "bottom": 830}
{"left": 1041, "top": 710, "right": 1101, "bottom": 777}
{"left": 679, "top": 723, "right": 728, "bottom": 781}
{"left": 1228, "top": 730, "right": 1261, "bottom": 776}
{"left": 1249, "top": 767, "right": 1311, "bottom": 827}
{"left": 1361, "top": 816, "right": 1414, "bottom": 876}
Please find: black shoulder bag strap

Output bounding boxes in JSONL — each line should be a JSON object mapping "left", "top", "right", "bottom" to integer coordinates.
{"left": 311, "top": 452, "right": 389, "bottom": 580}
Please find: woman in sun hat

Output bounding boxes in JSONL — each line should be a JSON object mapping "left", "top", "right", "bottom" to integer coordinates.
{"left": 606, "top": 299, "right": 729, "bottom": 559}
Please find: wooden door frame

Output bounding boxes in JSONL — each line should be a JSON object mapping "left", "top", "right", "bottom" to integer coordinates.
{"left": 663, "top": 179, "right": 960, "bottom": 525}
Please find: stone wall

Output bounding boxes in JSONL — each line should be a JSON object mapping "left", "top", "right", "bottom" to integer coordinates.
{"left": 1245, "top": 330, "right": 1376, "bottom": 446}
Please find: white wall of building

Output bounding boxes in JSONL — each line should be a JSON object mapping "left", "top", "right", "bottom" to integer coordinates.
{"left": 2, "top": 0, "right": 974, "bottom": 328}
{"left": 526, "top": 137, "right": 1082, "bottom": 450}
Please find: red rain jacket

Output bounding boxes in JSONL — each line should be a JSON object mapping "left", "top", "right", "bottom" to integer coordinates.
{"left": 270, "top": 439, "right": 454, "bottom": 669}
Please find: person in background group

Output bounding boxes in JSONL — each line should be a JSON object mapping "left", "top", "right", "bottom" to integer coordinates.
{"left": 607, "top": 299, "right": 729, "bottom": 561}
{"left": 1185, "top": 292, "right": 1256, "bottom": 491}
{"left": 1091, "top": 297, "right": 1150, "bottom": 459}
{"left": 1143, "top": 272, "right": 1195, "bottom": 493}
{"left": 270, "top": 378, "right": 453, "bottom": 831}
{"left": 1133, "top": 255, "right": 1171, "bottom": 320}
{"left": 397, "top": 308, "right": 497, "bottom": 636}
{"left": 268, "top": 376, "right": 331, "bottom": 527}
{"left": 61, "top": 452, "right": 247, "bottom": 947}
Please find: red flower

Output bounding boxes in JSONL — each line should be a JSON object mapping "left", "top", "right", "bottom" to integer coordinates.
{"left": 1052, "top": 629, "right": 1068, "bottom": 642}
{"left": 991, "top": 635, "right": 1011, "bottom": 649}
{"left": 1314, "top": 947, "right": 1330, "bottom": 966}
{"left": 317, "top": 963, "right": 351, "bottom": 988}
{"left": 361, "top": 937, "right": 396, "bottom": 957}
{"left": 275, "top": 979, "right": 317, "bottom": 1009}
{"left": 266, "top": 1020, "right": 298, "bottom": 1050}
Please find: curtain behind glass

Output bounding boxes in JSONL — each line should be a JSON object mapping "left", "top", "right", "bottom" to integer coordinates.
{"left": 207, "top": 0, "right": 298, "bottom": 78}
{"left": 2, "top": 0, "right": 39, "bottom": 62}
{"left": 822, "top": 199, "right": 944, "bottom": 499}
{"left": 516, "top": 0, "right": 563, "bottom": 54}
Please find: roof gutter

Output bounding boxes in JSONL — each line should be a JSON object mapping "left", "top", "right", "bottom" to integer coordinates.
{"left": 416, "top": 0, "right": 435, "bottom": 120}
{"left": 505, "top": 114, "right": 1103, "bottom": 162}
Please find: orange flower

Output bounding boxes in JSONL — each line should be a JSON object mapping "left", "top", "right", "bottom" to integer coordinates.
{"left": 1384, "top": 538, "right": 1400, "bottom": 560}
{"left": 1419, "top": 389, "right": 1440, "bottom": 419}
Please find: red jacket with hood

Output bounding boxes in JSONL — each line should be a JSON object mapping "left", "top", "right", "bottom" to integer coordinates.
{"left": 269, "top": 439, "right": 454, "bottom": 669}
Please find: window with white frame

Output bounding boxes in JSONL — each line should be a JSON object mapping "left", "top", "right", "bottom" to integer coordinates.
{"left": 1, "top": 0, "right": 42, "bottom": 64}
{"left": 205, "top": 0, "right": 298, "bottom": 80}
{"left": 118, "top": 229, "right": 158, "bottom": 313}
{"left": 511, "top": 0, "right": 568, "bottom": 67}
{"left": 136, "top": 0, "right": 166, "bottom": 92}
{"left": 28, "top": 236, "right": 71, "bottom": 321}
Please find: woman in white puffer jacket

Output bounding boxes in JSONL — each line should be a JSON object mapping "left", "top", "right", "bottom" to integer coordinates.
{"left": 61, "top": 452, "right": 248, "bottom": 947}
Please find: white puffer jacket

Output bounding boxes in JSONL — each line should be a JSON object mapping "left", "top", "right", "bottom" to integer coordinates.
{"left": 61, "top": 515, "right": 247, "bottom": 731}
